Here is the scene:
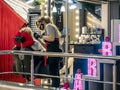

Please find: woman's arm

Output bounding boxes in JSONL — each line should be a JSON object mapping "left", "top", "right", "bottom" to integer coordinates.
{"left": 42, "top": 35, "right": 55, "bottom": 42}
{"left": 37, "top": 38, "right": 47, "bottom": 50}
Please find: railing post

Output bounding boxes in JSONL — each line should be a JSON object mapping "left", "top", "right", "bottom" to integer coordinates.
{"left": 31, "top": 55, "right": 34, "bottom": 85}
{"left": 65, "top": 0, "right": 69, "bottom": 83}
{"left": 113, "top": 62, "right": 116, "bottom": 90}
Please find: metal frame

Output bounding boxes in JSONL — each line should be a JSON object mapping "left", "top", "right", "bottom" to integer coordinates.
{"left": 0, "top": 50, "right": 119, "bottom": 90}
{"left": 12, "top": 50, "right": 119, "bottom": 90}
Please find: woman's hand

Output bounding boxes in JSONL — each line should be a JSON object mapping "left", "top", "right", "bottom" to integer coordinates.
{"left": 34, "top": 32, "right": 42, "bottom": 39}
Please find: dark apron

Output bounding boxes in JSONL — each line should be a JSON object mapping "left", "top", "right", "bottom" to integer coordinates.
{"left": 45, "top": 38, "right": 60, "bottom": 63}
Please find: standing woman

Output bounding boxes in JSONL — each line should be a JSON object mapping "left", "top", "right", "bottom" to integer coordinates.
{"left": 34, "top": 16, "right": 62, "bottom": 88}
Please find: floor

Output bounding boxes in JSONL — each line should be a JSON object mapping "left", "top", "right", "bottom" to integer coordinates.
{"left": 0, "top": 81, "right": 52, "bottom": 90}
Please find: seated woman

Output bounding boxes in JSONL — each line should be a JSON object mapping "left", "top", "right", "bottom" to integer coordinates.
{"left": 12, "top": 25, "right": 45, "bottom": 82}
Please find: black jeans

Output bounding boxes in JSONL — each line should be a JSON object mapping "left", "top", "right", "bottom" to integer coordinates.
{"left": 48, "top": 58, "right": 60, "bottom": 88}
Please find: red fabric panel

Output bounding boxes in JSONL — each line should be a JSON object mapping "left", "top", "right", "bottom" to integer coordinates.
{"left": 0, "top": 0, "right": 27, "bottom": 83}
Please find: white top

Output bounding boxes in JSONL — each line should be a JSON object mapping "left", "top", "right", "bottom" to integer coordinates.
{"left": 31, "top": 39, "right": 44, "bottom": 51}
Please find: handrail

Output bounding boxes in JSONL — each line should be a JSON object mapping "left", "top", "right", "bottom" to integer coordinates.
{"left": 0, "top": 50, "right": 119, "bottom": 90}
{"left": 0, "top": 50, "right": 120, "bottom": 60}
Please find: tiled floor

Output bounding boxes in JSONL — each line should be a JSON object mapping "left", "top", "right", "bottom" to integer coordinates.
{"left": 0, "top": 81, "right": 50, "bottom": 90}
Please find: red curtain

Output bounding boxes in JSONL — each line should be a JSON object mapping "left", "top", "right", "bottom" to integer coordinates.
{"left": 0, "top": 0, "right": 27, "bottom": 83}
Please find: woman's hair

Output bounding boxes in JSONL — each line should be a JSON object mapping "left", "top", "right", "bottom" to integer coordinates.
{"left": 20, "top": 27, "right": 33, "bottom": 37}
{"left": 36, "top": 16, "right": 62, "bottom": 37}
{"left": 20, "top": 23, "right": 29, "bottom": 29}
{"left": 36, "top": 16, "right": 53, "bottom": 24}
{"left": 36, "top": 16, "right": 53, "bottom": 28}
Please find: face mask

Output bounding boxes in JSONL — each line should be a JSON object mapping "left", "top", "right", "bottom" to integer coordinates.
{"left": 39, "top": 24, "right": 44, "bottom": 30}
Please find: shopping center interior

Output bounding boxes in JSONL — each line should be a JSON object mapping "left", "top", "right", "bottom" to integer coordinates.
{"left": 0, "top": 0, "right": 120, "bottom": 90}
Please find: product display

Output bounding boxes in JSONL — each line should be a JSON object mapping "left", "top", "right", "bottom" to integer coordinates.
{"left": 79, "top": 26, "right": 103, "bottom": 44}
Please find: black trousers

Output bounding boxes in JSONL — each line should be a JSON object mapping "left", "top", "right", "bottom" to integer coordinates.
{"left": 48, "top": 57, "right": 60, "bottom": 88}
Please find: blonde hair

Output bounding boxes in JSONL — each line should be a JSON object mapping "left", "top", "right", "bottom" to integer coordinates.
{"left": 36, "top": 16, "right": 52, "bottom": 29}
{"left": 36, "top": 16, "right": 61, "bottom": 37}
{"left": 36, "top": 16, "right": 52, "bottom": 24}
{"left": 20, "top": 27, "right": 33, "bottom": 37}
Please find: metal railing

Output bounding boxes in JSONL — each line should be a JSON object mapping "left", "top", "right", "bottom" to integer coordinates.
{"left": 0, "top": 50, "right": 120, "bottom": 90}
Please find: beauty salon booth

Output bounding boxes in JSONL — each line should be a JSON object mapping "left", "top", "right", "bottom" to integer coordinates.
{"left": 0, "top": 0, "right": 120, "bottom": 90}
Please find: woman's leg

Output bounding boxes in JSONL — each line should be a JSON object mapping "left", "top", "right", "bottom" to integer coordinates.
{"left": 49, "top": 61, "right": 60, "bottom": 88}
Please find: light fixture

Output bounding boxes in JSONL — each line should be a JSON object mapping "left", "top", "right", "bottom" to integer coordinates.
{"left": 52, "top": 6, "right": 57, "bottom": 12}
{"left": 75, "top": 16, "right": 79, "bottom": 20}
{"left": 45, "top": 9, "right": 47, "bottom": 13}
{"left": 61, "top": 5, "right": 65, "bottom": 12}
{"left": 75, "top": 10, "right": 79, "bottom": 14}
{"left": 76, "top": 22, "right": 79, "bottom": 26}
{"left": 69, "top": 4, "right": 77, "bottom": 9}
{"left": 75, "top": 34, "right": 79, "bottom": 38}
{"left": 76, "top": 28, "right": 79, "bottom": 32}
{"left": 52, "top": 0, "right": 78, "bottom": 12}
{"left": 68, "top": 0, "right": 73, "bottom": 3}
{"left": 52, "top": 0, "right": 57, "bottom": 12}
